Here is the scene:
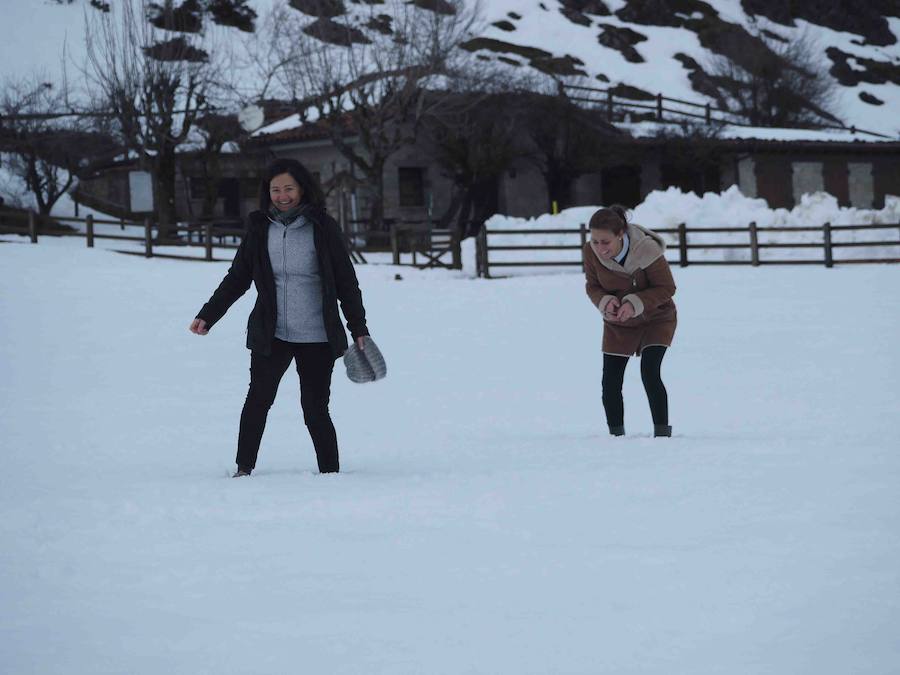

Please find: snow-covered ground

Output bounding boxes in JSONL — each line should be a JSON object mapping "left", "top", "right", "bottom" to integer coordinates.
{"left": 1, "top": 240, "right": 899, "bottom": 674}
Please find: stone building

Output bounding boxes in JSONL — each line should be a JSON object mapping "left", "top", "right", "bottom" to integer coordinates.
{"left": 73, "top": 122, "right": 900, "bottom": 231}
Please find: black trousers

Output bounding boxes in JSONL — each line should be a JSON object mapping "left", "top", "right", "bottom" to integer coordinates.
{"left": 602, "top": 346, "right": 668, "bottom": 429}
{"left": 236, "top": 339, "right": 339, "bottom": 473}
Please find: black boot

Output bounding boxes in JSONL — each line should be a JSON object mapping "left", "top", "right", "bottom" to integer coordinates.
{"left": 654, "top": 424, "right": 672, "bottom": 438}
{"left": 609, "top": 425, "right": 625, "bottom": 437}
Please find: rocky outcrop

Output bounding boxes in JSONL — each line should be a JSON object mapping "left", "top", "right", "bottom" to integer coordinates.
{"left": 741, "top": 0, "right": 898, "bottom": 46}
{"left": 859, "top": 91, "right": 885, "bottom": 105}
{"left": 409, "top": 0, "right": 456, "bottom": 15}
{"left": 144, "top": 37, "right": 208, "bottom": 62}
{"left": 365, "top": 14, "right": 393, "bottom": 35}
{"left": 289, "top": 0, "right": 347, "bottom": 18}
{"left": 460, "top": 38, "right": 587, "bottom": 76}
{"left": 597, "top": 24, "right": 648, "bottom": 63}
{"left": 826, "top": 47, "right": 900, "bottom": 86}
{"left": 302, "top": 17, "right": 370, "bottom": 45}
{"left": 615, "top": 0, "right": 718, "bottom": 28}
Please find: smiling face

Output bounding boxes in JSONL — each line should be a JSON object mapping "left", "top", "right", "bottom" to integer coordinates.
{"left": 269, "top": 172, "right": 303, "bottom": 211}
{"left": 591, "top": 228, "right": 624, "bottom": 260}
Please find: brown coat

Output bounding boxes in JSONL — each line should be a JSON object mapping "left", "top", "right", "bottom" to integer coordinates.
{"left": 583, "top": 223, "right": 677, "bottom": 356}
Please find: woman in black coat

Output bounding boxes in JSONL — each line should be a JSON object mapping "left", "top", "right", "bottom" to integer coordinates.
{"left": 189, "top": 158, "right": 370, "bottom": 477}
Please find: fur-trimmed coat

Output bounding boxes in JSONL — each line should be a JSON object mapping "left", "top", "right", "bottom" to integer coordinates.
{"left": 582, "top": 223, "right": 677, "bottom": 356}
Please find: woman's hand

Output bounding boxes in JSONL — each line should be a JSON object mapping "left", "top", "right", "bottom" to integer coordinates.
{"left": 189, "top": 318, "right": 209, "bottom": 335}
{"left": 603, "top": 297, "right": 620, "bottom": 320}
{"left": 356, "top": 336, "right": 366, "bottom": 350}
{"left": 615, "top": 301, "right": 635, "bottom": 322}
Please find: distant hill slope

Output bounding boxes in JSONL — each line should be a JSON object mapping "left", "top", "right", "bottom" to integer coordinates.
{"left": 1, "top": 0, "right": 898, "bottom": 135}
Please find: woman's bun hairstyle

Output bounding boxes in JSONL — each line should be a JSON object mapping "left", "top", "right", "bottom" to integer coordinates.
{"left": 589, "top": 204, "right": 629, "bottom": 234}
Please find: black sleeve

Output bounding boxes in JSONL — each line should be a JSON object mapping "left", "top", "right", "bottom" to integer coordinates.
{"left": 195, "top": 230, "right": 254, "bottom": 330}
{"left": 326, "top": 218, "right": 369, "bottom": 339}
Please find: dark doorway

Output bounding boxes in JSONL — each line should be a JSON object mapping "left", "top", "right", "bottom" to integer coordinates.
{"left": 601, "top": 165, "right": 641, "bottom": 207}
{"left": 398, "top": 167, "right": 425, "bottom": 207}
{"left": 660, "top": 163, "right": 720, "bottom": 195}
{"left": 218, "top": 177, "right": 240, "bottom": 217}
{"left": 754, "top": 159, "right": 793, "bottom": 209}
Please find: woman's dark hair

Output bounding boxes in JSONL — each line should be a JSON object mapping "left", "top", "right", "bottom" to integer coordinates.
{"left": 258, "top": 157, "right": 325, "bottom": 211}
{"left": 589, "top": 205, "right": 629, "bottom": 234}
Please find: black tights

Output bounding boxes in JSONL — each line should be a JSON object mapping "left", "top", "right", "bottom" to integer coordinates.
{"left": 602, "top": 346, "right": 668, "bottom": 429}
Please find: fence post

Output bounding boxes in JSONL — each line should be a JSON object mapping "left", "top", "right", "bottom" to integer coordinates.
{"left": 204, "top": 222, "right": 213, "bottom": 261}
{"left": 823, "top": 221, "right": 833, "bottom": 268}
{"left": 607, "top": 89, "right": 614, "bottom": 121}
{"left": 86, "top": 214, "right": 94, "bottom": 248}
{"left": 475, "top": 229, "right": 483, "bottom": 277}
{"left": 656, "top": 93, "right": 663, "bottom": 121}
{"left": 144, "top": 218, "right": 152, "bottom": 258}
{"left": 677, "top": 222, "right": 688, "bottom": 267}
{"left": 477, "top": 227, "right": 490, "bottom": 279}
{"left": 749, "top": 221, "right": 759, "bottom": 266}
{"left": 391, "top": 225, "right": 400, "bottom": 266}
{"left": 28, "top": 211, "right": 38, "bottom": 243}
{"left": 705, "top": 102, "right": 711, "bottom": 124}
{"left": 451, "top": 230, "right": 461, "bottom": 270}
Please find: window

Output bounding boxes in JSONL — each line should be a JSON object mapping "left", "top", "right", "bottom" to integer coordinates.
{"left": 398, "top": 167, "right": 425, "bottom": 207}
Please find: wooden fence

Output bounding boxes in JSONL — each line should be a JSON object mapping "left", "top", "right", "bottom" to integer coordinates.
{"left": 0, "top": 211, "right": 244, "bottom": 261}
{"left": 0, "top": 211, "right": 459, "bottom": 268}
{"left": 390, "top": 222, "right": 461, "bottom": 269}
{"left": 475, "top": 222, "right": 900, "bottom": 278}
{"left": 562, "top": 83, "right": 895, "bottom": 140}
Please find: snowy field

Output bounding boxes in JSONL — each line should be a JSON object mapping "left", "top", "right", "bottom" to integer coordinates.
{"left": 1, "top": 241, "right": 899, "bottom": 674}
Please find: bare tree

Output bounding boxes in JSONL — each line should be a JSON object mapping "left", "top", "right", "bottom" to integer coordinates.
{"left": 261, "top": 0, "right": 481, "bottom": 230}
{"left": 0, "top": 76, "right": 81, "bottom": 216}
{"left": 425, "top": 80, "right": 527, "bottom": 238}
{"left": 522, "top": 80, "right": 623, "bottom": 212}
{"left": 705, "top": 29, "right": 839, "bottom": 128}
{"left": 191, "top": 112, "right": 243, "bottom": 218}
{"left": 84, "top": 0, "right": 219, "bottom": 237}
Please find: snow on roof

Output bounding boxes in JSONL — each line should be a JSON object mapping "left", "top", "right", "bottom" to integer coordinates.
{"left": 620, "top": 122, "right": 899, "bottom": 143}
{"left": 254, "top": 113, "right": 304, "bottom": 137}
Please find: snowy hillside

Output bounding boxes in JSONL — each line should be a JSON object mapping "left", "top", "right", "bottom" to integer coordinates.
{"left": 2, "top": 239, "right": 899, "bottom": 673}
{"left": 1, "top": 0, "right": 898, "bottom": 135}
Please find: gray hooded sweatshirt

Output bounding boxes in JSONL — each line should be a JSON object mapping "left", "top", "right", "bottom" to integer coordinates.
{"left": 267, "top": 213, "right": 328, "bottom": 343}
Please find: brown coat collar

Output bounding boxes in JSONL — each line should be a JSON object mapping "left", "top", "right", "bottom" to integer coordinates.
{"left": 591, "top": 223, "right": 666, "bottom": 274}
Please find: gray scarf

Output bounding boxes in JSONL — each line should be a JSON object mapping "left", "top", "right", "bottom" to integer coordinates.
{"left": 268, "top": 203, "right": 309, "bottom": 225}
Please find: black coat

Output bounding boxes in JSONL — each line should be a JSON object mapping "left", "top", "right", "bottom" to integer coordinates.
{"left": 196, "top": 207, "right": 368, "bottom": 358}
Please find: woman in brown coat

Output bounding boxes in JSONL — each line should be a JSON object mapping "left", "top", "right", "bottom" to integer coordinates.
{"left": 582, "top": 205, "right": 677, "bottom": 437}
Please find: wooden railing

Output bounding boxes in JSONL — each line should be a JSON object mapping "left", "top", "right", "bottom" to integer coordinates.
{"left": 6, "top": 212, "right": 897, "bottom": 275}
{"left": 475, "top": 222, "right": 900, "bottom": 278}
{"left": 0, "top": 211, "right": 244, "bottom": 262}
{"left": 0, "top": 211, "right": 453, "bottom": 267}
{"left": 562, "top": 83, "right": 896, "bottom": 140}
{"left": 390, "top": 222, "right": 461, "bottom": 270}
